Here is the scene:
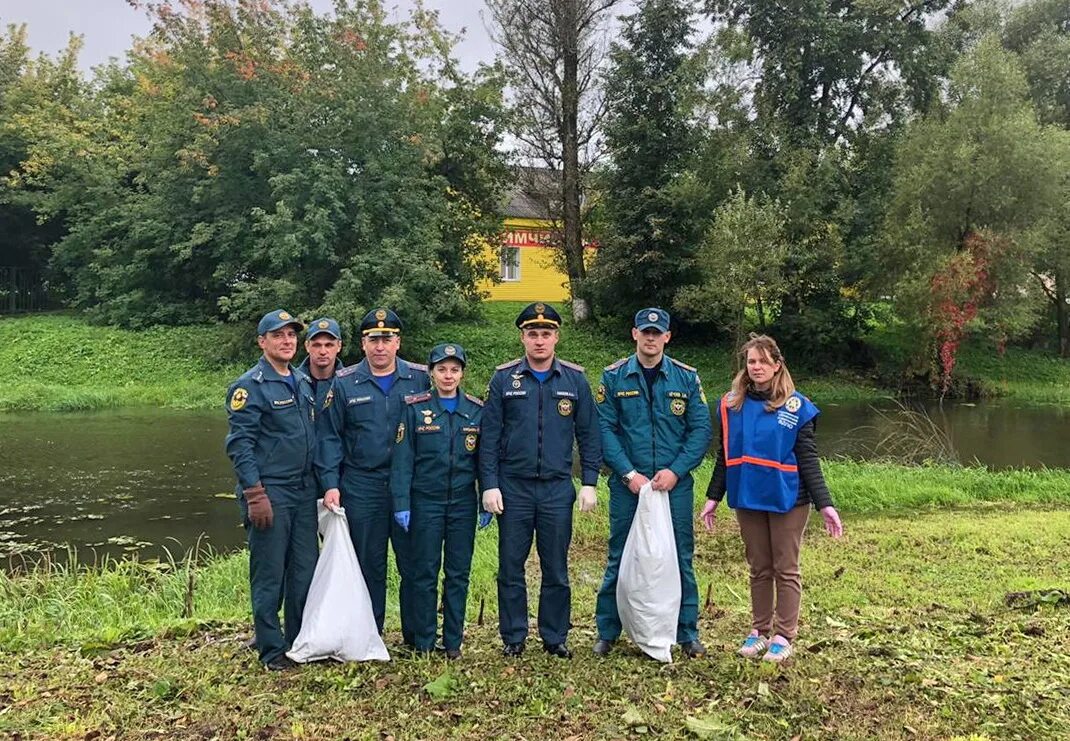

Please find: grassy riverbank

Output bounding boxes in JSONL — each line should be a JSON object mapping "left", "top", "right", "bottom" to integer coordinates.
{"left": 2, "top": 463, "right": 1069, "bottom": 739}
{"left": 2, "top": 305, "right": 1068, "bottom": 411}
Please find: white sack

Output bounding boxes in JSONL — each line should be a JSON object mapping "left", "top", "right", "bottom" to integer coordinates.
{"left": 616, "top": 483, "right": 681, "bottom": 663}
{"left": 287, "top": 501, "right": 390, "bottom": 663}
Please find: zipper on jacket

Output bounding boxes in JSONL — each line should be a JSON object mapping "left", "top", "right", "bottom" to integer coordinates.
{"left": 536, "top": 380, "right": 544, "bottom": 478}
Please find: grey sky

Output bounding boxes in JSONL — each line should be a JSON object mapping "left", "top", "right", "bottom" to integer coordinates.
{"left": 0, "top": 0, "right": 497, "bottom": 74}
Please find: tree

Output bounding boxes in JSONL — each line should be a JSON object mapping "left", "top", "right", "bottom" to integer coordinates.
{"left": 590, "top": 0, "right": 710, "bottom": 320}
{"left": 486, "top": 0, "right": 620, "bottom": 322}
{"left": 8, "top": 0, "right": 508, "bottom": 332}
{"left": 881, "top": 35, "right": 1062, "bottom": 388}
{"left": 675, "top": 189, "right": 788, "bottom": 349}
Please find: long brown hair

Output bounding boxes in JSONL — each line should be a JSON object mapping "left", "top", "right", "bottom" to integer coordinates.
{"left": 726, "top": 334, "right": 796, "bottom": 412}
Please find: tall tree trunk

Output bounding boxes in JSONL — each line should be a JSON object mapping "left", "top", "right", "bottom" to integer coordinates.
{"left": 558, "top": 0, "right": 590, "bottom": 323}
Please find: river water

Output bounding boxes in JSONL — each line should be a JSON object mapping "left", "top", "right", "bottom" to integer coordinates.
{"left": 1, "top": 400, "right": 1068, "bottom": 563}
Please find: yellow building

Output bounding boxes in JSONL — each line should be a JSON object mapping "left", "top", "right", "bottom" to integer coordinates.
{"left": 482, "top": 170, "right": 593, "bottom": 302}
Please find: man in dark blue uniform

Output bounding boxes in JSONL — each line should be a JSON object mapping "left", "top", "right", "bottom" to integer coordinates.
{"left": 593, "top": 307, "right": 712, "bottom": 658}
{"left": 225, "top": 309, "right": 319, "bottom": 671}
{"left": 317, "top": 308, "right": 429, "bottom": 643}
{"left": 480, "top": 302, "right": 602, "bottom": 658}
{"left": 298, "top": 317, "right": 344, "bottom": 412}
{"left": 390, "top": 342, "right": 488, "bottom": 659}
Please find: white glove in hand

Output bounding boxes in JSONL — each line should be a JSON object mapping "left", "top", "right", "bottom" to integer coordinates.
{"left": 482, "top": 488, "right": 504, "bottom": 515}
{"left": 578, "top": 485, "right": 598, "bottom": 513}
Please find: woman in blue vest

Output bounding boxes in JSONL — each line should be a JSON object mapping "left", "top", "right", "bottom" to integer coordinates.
{"left": 701, "top": 334, "right": 843, "bottom": 663}
{"left": 389, "top": 343, "right": 490, "bottom": 659}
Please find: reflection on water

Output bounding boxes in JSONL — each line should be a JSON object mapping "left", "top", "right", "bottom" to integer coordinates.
{"left": 1, "top": 400, "right": 1069, "bottom": 562}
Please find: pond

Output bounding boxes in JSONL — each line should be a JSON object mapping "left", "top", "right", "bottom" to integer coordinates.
{"left": 2, "top": 400, "right": 1068, "bottom": 563}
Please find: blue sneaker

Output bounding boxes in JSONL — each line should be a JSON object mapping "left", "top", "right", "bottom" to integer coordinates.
{"left": 762, "top": 638, "right": 793, "bottom": 663}
{"left": 738, "top": 632, "right": 768, "bottom": 659}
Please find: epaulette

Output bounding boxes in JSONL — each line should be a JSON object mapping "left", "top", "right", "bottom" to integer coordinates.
{"left": 252, "top": 369, "right": 264, "bottom": 383}
{"left": 405, "top": 391, "right": 433, "bottom": 405}
{"left": 496, "top": 358, "right": 523, "bottom": 371}
{"left": 464, "top": 392, "right": 484, "bottom": 407}
{"left": 407, "top": 361, "right": 428, "bottom": 372}
{"left": 337, "top": 364, "right": 360, "bottom": 377}
{"left": 604, "top": 357, "right": 628, "bottom": 372}
{"left": 669, "top": 357, "right": 697, "bottom": 372}
{"left": 558, "top": 358, "right": 586, "bottom": 373}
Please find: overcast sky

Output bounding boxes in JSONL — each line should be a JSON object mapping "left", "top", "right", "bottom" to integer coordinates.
{"left": 0, "top": 0, "right": 498, "bottom": 73}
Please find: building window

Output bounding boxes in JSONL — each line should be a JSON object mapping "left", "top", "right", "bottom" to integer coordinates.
{"left": 500, "top": 246, "right": 520, "bottom": 281}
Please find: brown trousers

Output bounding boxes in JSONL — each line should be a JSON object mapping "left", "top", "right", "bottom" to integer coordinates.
{"left": 735, "top": 504, "right": 810, "bottom": 641}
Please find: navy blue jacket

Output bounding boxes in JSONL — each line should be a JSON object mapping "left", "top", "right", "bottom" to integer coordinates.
{"left": 297, "top": 356, "right": 345, "bottom": 412}
{"left": 479, "top": 356, "right": 602, "bottom": 489}
{"left": 225, "top": 357, "right": 317, "bottom": 490}
{"left": 316, "top": 357, "right": 430, "bottom": 490}
{"left": 389, "top": 389, "right": 483, "bottom": 512}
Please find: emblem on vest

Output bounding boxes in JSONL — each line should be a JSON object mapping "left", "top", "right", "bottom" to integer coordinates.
{"left": 558, "top": 398, "right": 573, "bottom": 416}
{"left": 785, "top": 396, "right": 801, "bottom": 413}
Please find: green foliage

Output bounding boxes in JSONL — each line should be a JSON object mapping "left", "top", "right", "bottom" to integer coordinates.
{"left": 591, "top": 0, "right": 712, "bottom": 318}
{"left": 6, "top": 0, "right": 508, "bottom": 330}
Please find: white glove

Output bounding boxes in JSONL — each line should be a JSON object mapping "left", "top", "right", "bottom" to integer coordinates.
{"left": 482, "top": 488, "right": 504, "bottom": 515}
{"left": 578, "top": 485, "right": 597, "bottom": 513}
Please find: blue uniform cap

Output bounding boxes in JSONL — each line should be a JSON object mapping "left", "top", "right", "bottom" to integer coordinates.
{"left": 306, "top": 316, "right": 342, "bottom": 340}
{"left": 515, "top": 302, "right": 562, "bottom": 330}
{"left": 257, "top": 309, "right": 305, "bottom": 336}
{"left": 635, "top": 307, "right": 670, "bottom": 333}
{"left": 428, "top": 342, "right": 467, "bottom": 368}
{"left": 361, "top": 308, "right": 403, "bottom": 337}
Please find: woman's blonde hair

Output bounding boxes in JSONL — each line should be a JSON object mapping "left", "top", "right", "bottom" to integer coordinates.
{"left": 726, "top": 334, "right": 795, "bottom": 412}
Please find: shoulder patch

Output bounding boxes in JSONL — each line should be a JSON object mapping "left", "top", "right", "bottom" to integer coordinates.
{"left": 604, "top": 357, "right": 628, "bottom": 372}
{"left": 558, "top": 358, "right": 586, "bottom": 372}
{"left": 405, "top": 391, "right": 433, "bottom": 405}
{"left": 496, "top": 358, "right": 523, "bottom": 371}
{"left": 337, "top": 364, "right": 359, "bottom": 377}
{"left": 669, "top": 357, "right": 697, "bottom": 372}
{"left": 464, "top": 392, "right": 484, "bottom": 407}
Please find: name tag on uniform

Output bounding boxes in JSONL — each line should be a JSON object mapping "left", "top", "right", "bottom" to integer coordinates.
{"left": 667, "top": 391, "right": 689, "bottom": 399}
{"left": 416, "top": 425, "right": 442, "bottom": 433}
{"left": 272, "top": 398, "right": 295, "bottom": 408}
{"left": 553, "top": 390, "right": 577, "bottom": 399}
{"left": 348, "top": 395, "right": 373, "bottom": 406}
{"left": 777, "top": 410, "right": 799, "bottom": 429}
{"left": 616, "top": 389, "right": 640, "bottom": 398}
{"left": 504, "top": 390, "right": 528, "bottom": 398}
{"left": 462, "top": 426, "right": 480, "bottom": 433}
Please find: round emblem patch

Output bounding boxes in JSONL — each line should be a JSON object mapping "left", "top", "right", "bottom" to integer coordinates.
{"left": 445, "top": 345, "right": 456, "bottom": 355}
{"left": 396, "top": 423, "right": 405, "bottom": 443}
{"left": 375, "top": 308, "right": 387, "bottom": 321}
{"left": 318, "top": 320, "right": 329, "bottom": 329}
{"left": 465, "top": 433, "right": 477, "bottom": 452}
{"left": 278, "top": 311, "right": 291, "bottom": 320}
{"left": 558, "top": 398, "right": 573, "bottom": 416}
{"left": 670, "top": 398, "right": 686, "bottom": 416}
{"left": 648, "top": 312, "right": 659, "bottom": 322}
{"left": 596, "top": 384, "right": 606, "bottom": 404}
{"left": 512, "top": 379, "right": 521, "bottom": 389}
{"left": 534, "top": 302, "right": 545, "bottom": 314}
{"left": 230, "top": 388, "right": 249, "bottom": 411}
{"left": 785, "top": 396, "right": 801, "bottom": 413}
{"left": 423, "top": 415, "right": 433, "bottom": 425}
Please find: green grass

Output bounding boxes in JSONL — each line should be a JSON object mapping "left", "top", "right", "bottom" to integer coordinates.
{"left": 3, "top": 464, "right": 1069, "bottom": 738}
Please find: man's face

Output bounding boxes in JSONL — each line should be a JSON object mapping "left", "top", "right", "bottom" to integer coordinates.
{"left": 258, "top": 326, "right": 299, "bottom": 364}
{"left": 521, "top": 328, "right": 558, "bottom": 362}
{"left": 632, "top": 327, "right": 671, "bottom": 359}
{"left": 361, "top": 334, "right": 400, "bottom": 372}
{"left": 305, "top": 334, "right": 342, "bottom": 372}
{"left": 431, "top": 359, "right": 464, "bottom": 395}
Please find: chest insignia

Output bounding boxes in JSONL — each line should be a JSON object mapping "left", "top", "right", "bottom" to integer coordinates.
{"left": 670, "top": 398, "right": 687, "bottom": 416}
{"left": 464, "top": 433, "right": 478, "bottom": 452}
{"left": 616, "top": 389, "right": 640, "bottom": 398}
{"left": 785, "top": 396, "right": 802, "bottom": 413}
{"left": 558, "top": 398, "right": 573, "bottom": 416}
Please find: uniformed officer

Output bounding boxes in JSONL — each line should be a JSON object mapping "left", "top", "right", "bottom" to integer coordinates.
{"left": 225, "top": 309, "right": 319, "bottom": 671}
{"left": 480, "top": 302, "right": 602, "bottom": 658}
{"left": 593, "top": 307, "right": 713, "bottom": 658}
{"left": 298, "top": 317, "right": 344, "bottom": 411}
{"left": 317, "top": 308, "right": 430, "bottom": 642}
{"left": 389, "top": 343, "right": 490, "bottom": 659}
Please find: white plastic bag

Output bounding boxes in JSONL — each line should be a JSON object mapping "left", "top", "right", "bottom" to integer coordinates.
{"left": 616, "top": 483, "right": 681, "bottom": 663}
{"left": 287, "top": 501, "right": 390, "bottom": 663}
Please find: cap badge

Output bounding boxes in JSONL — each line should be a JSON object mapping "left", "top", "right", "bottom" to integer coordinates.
{"left": 445, "top": 345, "right": 456, "bottom": 355}
{"left": 375, "top": 309, "right": 387, "bottom": 321}
{"left": 648, "top": 312, "right": 659, "bottom": 322}
{"left": 534, "top": 303, "right": 545, "bottom": 314}
{"left": 318, "top": 320, "right": 329, "bottom": 329}
{"left": 278, "top": 311, "right": 291, "bottom": 320}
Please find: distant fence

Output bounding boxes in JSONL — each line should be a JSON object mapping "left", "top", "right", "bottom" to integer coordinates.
{"left": 0, "top": 266, "right": 49, "bottom": 314}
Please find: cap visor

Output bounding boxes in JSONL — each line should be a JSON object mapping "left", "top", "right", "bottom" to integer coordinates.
{"left": 635, "top": 323, "right": 665, "bottom": 332}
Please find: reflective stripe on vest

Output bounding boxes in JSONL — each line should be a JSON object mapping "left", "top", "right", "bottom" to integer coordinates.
{"left": 720, "top": 398, "right": 798, "bottom": 472}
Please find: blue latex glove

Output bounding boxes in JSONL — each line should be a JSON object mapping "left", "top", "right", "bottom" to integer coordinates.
{"left": 478, "top": 511, "right": 493, "bottom": 530}
{"left": 394, "top": 510, "right": 410, "bottom": 532}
